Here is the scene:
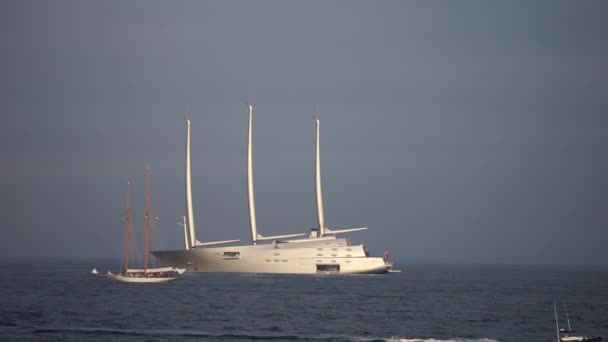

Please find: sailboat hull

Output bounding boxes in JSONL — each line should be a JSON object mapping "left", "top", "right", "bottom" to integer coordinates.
{"left": 561, "top": 337, "right": 602, "bottom": 342}
{"left": 152, "top": 241, "right": 389, "bottom": 274}
{"left": 107, "top": 274, "right": 177, "bottom": 283}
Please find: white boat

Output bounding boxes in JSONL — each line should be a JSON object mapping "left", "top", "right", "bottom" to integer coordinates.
{"left": 152, "top": 105, "right": 391, "bottom": 274}
{"left": 554, "top": 301, "right": 602, "bottom": 342}
{"left": 561, "top": 336, "right": 603, "bottom": 342}
{"left": 108, "top": 267, "right": 184, "bottom": 283}
{"left": 108, "top": 170, "right": 184, "bottom": 283}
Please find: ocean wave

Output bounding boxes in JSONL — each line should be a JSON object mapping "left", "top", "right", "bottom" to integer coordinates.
{"left": 33, "top": 327, "right": 302, "bottom": 340}
{"left": 32, "top": 327, "right": 499, "bottom": 342}
{"left": 390, "top": 339, "right": 500, "bottom": 342}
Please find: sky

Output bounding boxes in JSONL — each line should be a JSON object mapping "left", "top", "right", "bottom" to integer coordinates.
{"left": 1, "top": 0, "right": 607, "bottom": 265}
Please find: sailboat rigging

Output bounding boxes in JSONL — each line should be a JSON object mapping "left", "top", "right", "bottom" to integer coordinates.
{"left": 553, "top": 301, "right": 602, "bottom": 342}
{"left": 107, "top": 167, "right": 185, "bottom": 283}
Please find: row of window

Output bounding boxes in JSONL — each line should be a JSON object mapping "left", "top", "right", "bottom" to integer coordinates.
{"left": 220, "top": 251, "right": 355, "bottom": 260}
{"left": 316, "top": 248, "right": 352, "bottom": 251}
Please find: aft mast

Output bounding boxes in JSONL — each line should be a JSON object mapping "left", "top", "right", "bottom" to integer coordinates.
{"left": 247, "top": 103, "right": 258, "bottom": 245}
{"left": 185, "top": 120, "right": 197, "bottom": 247}
{"left": 144, "top": 165, "right": 151, "bottom": 271}
{"left": 123, "top": 181, "right": 132, "bottom": 272}
{"left": 313, "top": 112, "right": 325, "bottom": 237}
{"left": 311, "top": 113, "right": 367, "bottom": 237}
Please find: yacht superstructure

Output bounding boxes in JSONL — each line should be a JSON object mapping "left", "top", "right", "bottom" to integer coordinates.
{"left": 151, "top": 105, "right": 389, "bottom": 274}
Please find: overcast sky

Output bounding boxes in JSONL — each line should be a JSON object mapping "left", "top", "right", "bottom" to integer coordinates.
{"left": 1, "top": 0, "right": 607, "bottom": 265}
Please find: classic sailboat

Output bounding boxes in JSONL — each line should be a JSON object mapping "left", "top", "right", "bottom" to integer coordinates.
{"left": 108, "top": 168, "right": 185, "bottom": 283}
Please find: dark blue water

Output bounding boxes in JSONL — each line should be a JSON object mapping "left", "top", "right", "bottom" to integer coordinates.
{"left": 1, "top": 260, "right": 606, "bottom": 342}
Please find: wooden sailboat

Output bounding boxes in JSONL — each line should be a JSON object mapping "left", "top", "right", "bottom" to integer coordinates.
{"left": 108, "top": 167, "right": 185, "bottom": 283}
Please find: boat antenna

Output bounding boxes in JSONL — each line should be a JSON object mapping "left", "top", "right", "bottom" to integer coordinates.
{"left": 554, "top": 301, "right": 560, "bottom": 342}
{"left": 144, "top": 164, "right": 151, "bottom": 272}
{"left": 246, "top": 101, "right": 258, "bottom": 245}
{"left": 563, "top": 301, "right": 572, "bottom": 332}
{"left": 123, "top": 180, "right": 132, "bottom": 273}
{"left": 313, "top": 108, "right": 325, "bottom": 237}
{"left": 184, "top": 105, "right": 191, "bottom": 123}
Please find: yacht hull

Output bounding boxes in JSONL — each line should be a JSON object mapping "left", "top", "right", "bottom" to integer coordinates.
{"left": 152, "top": 242, "right": 389, "bottom": 274}
{"left": 107, "top": 274, "right": 177, "bottom": 283}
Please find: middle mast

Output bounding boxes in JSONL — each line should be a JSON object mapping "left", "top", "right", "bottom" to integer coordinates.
{"left": 144, "top": 165, "right": 151, "bottom": 271}
{"left": 245, "top": 103, "right": 304, "bottom": 244}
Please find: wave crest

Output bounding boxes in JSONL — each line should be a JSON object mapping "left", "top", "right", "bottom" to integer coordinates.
{"left": 33, "top": 327, "right": 499, "bottom": 342}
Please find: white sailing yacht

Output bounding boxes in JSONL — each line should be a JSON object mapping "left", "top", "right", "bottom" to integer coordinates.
{"left": 108, "top": 168, "right": 185, "bottom": 283}
{"left": 151, "top": 105, "right": 390, "bottom": 274}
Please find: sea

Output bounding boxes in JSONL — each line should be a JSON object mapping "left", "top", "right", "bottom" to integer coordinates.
{"left": 1, "top": 260, "right": 606, "bottom": 342}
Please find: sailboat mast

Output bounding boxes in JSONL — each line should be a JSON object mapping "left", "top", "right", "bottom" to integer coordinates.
{"left": 314, "top": 113, "right": 325, "bottom": 237}
{"left": 563, "top": 301, "right": 572, "bottom": 332}
{"left": 247, "top": 104, "right": 258, "bottom": 245}
{"left": 123, "top": 181, "right": 132, "bottom": 272}
{"left": 182, "top": 216, "right": 189, "bottom": 250}
{"left": 554, "top": 301, "right": 560, "bottom": 342}
{"left": 144, "top": 165, "right": 151, "bottom": 271}
{"left": 185, "top": 120, "right": 197, "bottom": 247}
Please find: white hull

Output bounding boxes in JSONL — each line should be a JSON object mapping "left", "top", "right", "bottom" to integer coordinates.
{"left": 108, "top": 273, "right": 177, "bottom": 283}
{"left": 152, "top": 238, "right": 389, "bottom": 274}
{"left": 561, "top": 336, "right": 602, "bottom": 342}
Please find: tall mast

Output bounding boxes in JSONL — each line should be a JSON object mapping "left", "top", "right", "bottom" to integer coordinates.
{"left": 563, "top": 301, "right": 572, "bottom": 332}
{"left": 247, "top": 103, "right": 258, "bottom": 245}
{"left": 185, "top": 120, "right": 196, "bottom": 247}
{"left": 144, "top": 165, "right": 151, "bottom": 271}
{"left": 123, "top": 180, "right": 132, "bottom": 272}
{"left": 314, "top": 112, "right": 326, "bottom": 237}
{"left": 554, "top": 301, "right": 560, "bottom": 342}
{"left": 181, "top": 216, "right": 189, "bottom": 250}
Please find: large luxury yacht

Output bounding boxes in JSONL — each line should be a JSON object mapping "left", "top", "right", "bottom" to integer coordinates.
{"left": 152, "top": 105, "right": 390, "bottom": 274}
